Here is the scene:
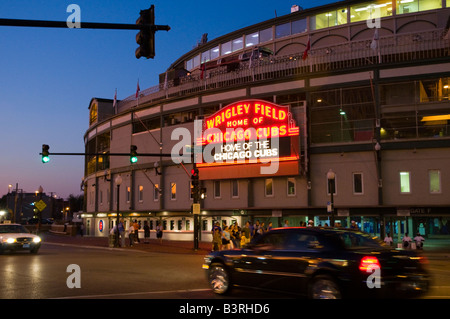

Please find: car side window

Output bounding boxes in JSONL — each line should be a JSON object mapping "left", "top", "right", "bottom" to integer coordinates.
{"left": 339, "top": 232, "right": 380, "bottom": 249}
{"left": 285, "top": 233, "right": 322, "bottom": 250}
{"left": 255, "top": 233, "right": 286, "bottom": 249}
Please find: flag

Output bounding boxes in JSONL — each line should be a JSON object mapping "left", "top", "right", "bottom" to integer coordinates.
{"left": 370, "top": 28, "right": 379, "bottom": 51}
{"left": 302, "top": 37, "right": 311, "bottom": 60}
{"left": 200, "top": 62, "right": 206, "bottom": 80}
{"left": 135, "top": 80, "right": 140, "bottom": 99}
{"left": 113, "top": 89, "right": 117, "bottom": 109}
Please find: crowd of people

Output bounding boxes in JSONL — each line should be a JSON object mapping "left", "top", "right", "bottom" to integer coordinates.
{"left": 109, "top": 219, "right": 163, "bottom": 247}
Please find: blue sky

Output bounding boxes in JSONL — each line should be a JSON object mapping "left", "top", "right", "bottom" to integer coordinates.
{"left": 0, "top": 0, "right": 333, "bottom": 199}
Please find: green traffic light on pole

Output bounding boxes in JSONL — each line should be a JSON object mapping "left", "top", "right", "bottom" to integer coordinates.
{"left": 42, "top": 144, "right": 50, "bottom": 163}
{"left": 130, "top": 145, "right": 138, "bottom": 163}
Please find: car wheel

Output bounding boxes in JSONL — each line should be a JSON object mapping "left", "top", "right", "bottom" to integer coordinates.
{"left": 208, "top": 263, "right": 231, "bottom": 295}
{"left": 309, "top": 275, "right": 341, "bottom": 299}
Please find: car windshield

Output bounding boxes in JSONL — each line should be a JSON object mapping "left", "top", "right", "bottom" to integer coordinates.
{"left": 336, "top": 231, "right": 382, "bottom": 249}
{"left": 0, "top": 225, "right": 30, "bottom": 234}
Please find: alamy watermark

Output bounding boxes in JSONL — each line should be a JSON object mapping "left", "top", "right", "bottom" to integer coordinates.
{"left": 66, "top": 4, "right": 81, "bottom": 28}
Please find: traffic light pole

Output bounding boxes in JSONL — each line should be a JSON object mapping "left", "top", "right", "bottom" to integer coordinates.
{"left": 0, "top": 18, "right": 170, "bottom": 32}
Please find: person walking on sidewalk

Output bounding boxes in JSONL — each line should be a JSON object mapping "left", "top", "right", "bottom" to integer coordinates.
{"left": 128, "top": 223, "right": 135, "bottom": 247}
{"left": 118, "top": 219, "right": 125, "bottom": 247}
{"left": 133, "top": 220, "right": 140, "bottom": 244}
{"left": 143, "top": 220, "right": 150, "bottom": 244}
{"left": 156, "top": 221, "right": 163, "bottom": 244}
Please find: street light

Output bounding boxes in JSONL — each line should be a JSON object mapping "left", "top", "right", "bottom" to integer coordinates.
{"left": 327, "top": 169, "right": 336, "bottom": 227}
{"left": 114, "top": 175, "right": 122, "bottom": 248}
{"left": 37, "top": 186, "right": 43, "bottom": 234}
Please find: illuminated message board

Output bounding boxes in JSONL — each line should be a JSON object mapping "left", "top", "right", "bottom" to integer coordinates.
{"left": 197, "top": 100, "right": 300, "bottom": 170}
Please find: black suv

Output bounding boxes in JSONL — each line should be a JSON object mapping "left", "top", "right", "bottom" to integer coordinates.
{"left": 203, "top": 227, "right": 430, "bottom": 299}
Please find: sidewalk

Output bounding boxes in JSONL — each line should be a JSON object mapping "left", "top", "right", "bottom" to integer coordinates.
{"left": 40, "top": 233, "right": 450, "bottom": 258}
{"left": 41, "top": 233, "right": 212, "bottom": 255}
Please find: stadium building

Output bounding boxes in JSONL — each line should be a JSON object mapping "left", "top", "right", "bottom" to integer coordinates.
{"left": 83, "top": 0, "right": 450, "bottom": 243}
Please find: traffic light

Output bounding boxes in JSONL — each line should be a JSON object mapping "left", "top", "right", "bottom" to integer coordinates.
{"left": 135, "top": 5, "right": 155, "bottom": 59}
{"left": 41, "top": 144, "right": 50, "bottom": 163}
{"left": 191, "top": 167, "right": 199, "bottom": 202}
{"left": 130, "top": 145, "right": 138, "bottom": 163}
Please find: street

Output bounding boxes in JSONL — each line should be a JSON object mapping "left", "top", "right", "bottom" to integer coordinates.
{"left": 1, "top": 242, "right": 449, "bottom": 299}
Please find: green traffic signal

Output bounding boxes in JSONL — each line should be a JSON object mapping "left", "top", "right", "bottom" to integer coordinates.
{"left": 42, "top": 144, "right": 50, "bottom": 163}
{"left": 130, "top": 145, "right": 138, "bottom": 163}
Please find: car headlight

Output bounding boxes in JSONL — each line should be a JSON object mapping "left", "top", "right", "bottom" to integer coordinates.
{"left": 6, "top": 238, "right": 16, "bottom": 244}
{"left": 33, "top": 237, "right": 41, "bottom": 243}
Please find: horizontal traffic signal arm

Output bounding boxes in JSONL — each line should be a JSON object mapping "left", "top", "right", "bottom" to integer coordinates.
{"left": 39, "top": 152, "right": 173, "bottom": 157}
{"left": 0, "top": 18, "right": 170, "bottom": 32}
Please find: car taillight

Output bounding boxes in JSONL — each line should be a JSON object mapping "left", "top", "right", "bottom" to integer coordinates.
{"left": 359, "top": 256, "right": 380, "bottom": 271}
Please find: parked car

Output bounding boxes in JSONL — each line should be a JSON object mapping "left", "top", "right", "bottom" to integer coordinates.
{"left": 203, "top": 227, "right": 430, "bottom": 299}
{"left": 0, "top": 224, "right": 42, "bottom": 254}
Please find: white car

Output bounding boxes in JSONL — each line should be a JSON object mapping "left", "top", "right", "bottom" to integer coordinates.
{"left": 0, "top": 224, "right": 42, "bottom": 254}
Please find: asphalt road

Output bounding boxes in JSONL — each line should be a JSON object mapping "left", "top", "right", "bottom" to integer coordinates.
{"left": 1, "top": 242, "right": 449, "bottom": 301}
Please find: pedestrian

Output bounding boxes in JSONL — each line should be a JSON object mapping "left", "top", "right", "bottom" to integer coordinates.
{"left": 133, "top": 219, "right": 140, "bottom": 244}
{"left": 402, "top": 233, "right": 412, "bottom": 249}
{"left": 143, "top": 221, "right": 150, "bottom": 244}
{"left": 307, "top": 220, "right": 314, "bottom": 227}
{"left": 79, "top": 223, "right": 84, "bottom": 237}
{"left": 213, "top": 227, "right": 221, "bottom": 251}
{"left": 384, "top": 232, "right": 394, "bottom": 247}
{"left": 211, "top": 221, "right": 222, "bottom": 250}
{"left": 241, "top": 222, "right": 251, "bottom": 246}
{"left": 221, "top": 226, "right": 231, "bottom": 250}
{"left": 128, "top": 223, "right": 135, "bottom": 247}
{"left": 267, "top": 221, "right": 273, "bottom": 232}
{"left": 156, "top": 221, "right": 163, "bottom": 244}
{"left": 414, "top": 233, "right": 425, "bottom": 249}
{"left": 252, "top": 220, "right": 261, "bottom": 240}
{"left": 284, "top": 220, "right": 289, "bottom": 227}
{"left": 118, "top": 219, "right": 125, "bottom": 247}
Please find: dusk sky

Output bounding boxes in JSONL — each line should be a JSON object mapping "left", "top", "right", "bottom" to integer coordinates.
{"left": 0, "top": 0, "right": 333, "bottom": 199}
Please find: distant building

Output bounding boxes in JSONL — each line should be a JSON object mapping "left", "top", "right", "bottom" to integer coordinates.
{"left": 3, "top": 190, "right": 65, "bottom": 223}
{"left": 83, "top": 0, "right": 450, "bottom": 241}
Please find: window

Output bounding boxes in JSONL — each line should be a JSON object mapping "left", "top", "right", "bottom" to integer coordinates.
{"left": 138, "top": 185, "right": 144, "bottom": 202}
{"left": 214, "top": 181, "right": 221, "bottom": 198}
{"left": 353, "top": 173, "right": 364, "bottom": 194}
{"left": 232, "top": 37, "right": 244, "bottom": 52}
{"left": 99, "top": 190, "right": 103, "bottom": 205}
{"left": 154, "top": 183, "right": 159, "bottom": 201}
{"left": 245, "top": 31, "right": 259, "bottom": 47}
{"left": 400, "top": 171, "right": 411, "bottom": 193}
{"left": 292, "top": 18, "right": 307, "bottom": 34}
{"left": 210, "top": 46, "right": 220, "bottom": 60}
{"left": 287, "top": 178, "right": 296, "bottom": 196}
{"left": 232, "top": 180, "right": 239, "bottom": 198}
{"left": 171, "top": 182, "right": 177, "bottom": 200}
{"left": 310, "top": 8, "right": 347, "bottom": 30}
{"left": 350, "top": 1, "right": 393, "bottom": 23}
{"left": 259, "top": 27, "right": 273, "bottom": 43}
{"left": 265, "top": 178, "right": 274, "bottom": 197}
{"left": 397, "top": 0, "right": 442, "bottom": 14}
{"left": 221, "top": 41, "right": 232, "bottom": 55}
{"left": 275, "top": 22, "right": 291, "bottom": 39}
{"left": 126, "top": 186, "right": 131, "bottom": 203}
{"left": 429, "top": 169, "right": 441, "bottom": 193}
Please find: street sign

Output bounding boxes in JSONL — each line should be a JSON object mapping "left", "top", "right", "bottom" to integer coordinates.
{"left": 35, "top": 200, "right": 47, "bottom": 212}
{"left": 192, "top": 203, "right": 200, "bottom": 215}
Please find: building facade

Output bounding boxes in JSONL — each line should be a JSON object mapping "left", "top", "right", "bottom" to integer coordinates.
{"left": 83, "top": 0, "right": 450, "bottom": 242}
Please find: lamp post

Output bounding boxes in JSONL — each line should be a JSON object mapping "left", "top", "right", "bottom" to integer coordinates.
{"left": 115, "top": 175, "right": 123, "bottom": 248}
{"left": 37, "top": 185, "right": 43, "bottom": 234}
{"left": 327, "top": 169, "right": 336, "bottom": 227}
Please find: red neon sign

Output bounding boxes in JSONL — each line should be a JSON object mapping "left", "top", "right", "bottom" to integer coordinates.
{"left": 199, "top": 100, "right": 299, "bottom": 145}
{"left": 197, "top": 100, "right": 300, "bottom": 167}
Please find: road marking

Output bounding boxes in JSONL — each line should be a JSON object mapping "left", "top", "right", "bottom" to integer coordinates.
{"left": 51, "top": 288, "right": 211, "bottom": 299}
